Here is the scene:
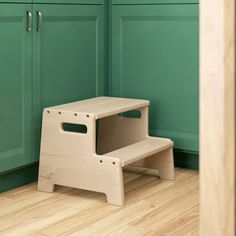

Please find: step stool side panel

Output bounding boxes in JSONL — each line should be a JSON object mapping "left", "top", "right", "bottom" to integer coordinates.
{"left": 145, "top": 148, "right": 175, "bottom": 181}
{"left": 40, "top": 109, "right": 97, "bottom": 155}
{"left": 38, "top": 109, "right": 97, "bottom": 192}
{"left": 97, "top": 107, "right": 149, "bottom": 155}
{"left": 39, "top": 153, "right": 124, "bottom": 205}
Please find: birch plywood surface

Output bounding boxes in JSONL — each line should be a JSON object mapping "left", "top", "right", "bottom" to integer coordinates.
{"left": 200, "top": 0, "right": 235, "bottom": 235}
{"left": 0, "top": 168, "right": 199, "bottom": 236}
{"left": 38, "top": 96, "right": 174, "bottom": 206}
{"left": 47, "top": 96, "right": 149, "bottom": 119}
{"left": 105, "top": 137, "right": 173, "bottom": 166}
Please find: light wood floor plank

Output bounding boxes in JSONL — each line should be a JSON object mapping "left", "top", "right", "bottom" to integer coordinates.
{"left": 131, "top": 189, "right": 198, "bottom": 231}
{"left": 41, "top": 169, "right": 195, "bottom": 236}
{"left": 146, "top": 206, "right": 199, "bottom": 236}
{"left": 0, "top": 168, "right": 199, "bottom": 236}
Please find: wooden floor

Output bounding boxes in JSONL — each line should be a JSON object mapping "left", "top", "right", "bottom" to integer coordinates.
{"left": 0, "top": 167, "right": 199, "bottom": 236}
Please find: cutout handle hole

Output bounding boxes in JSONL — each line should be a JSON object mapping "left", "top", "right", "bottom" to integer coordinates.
{"left": 62, "top": 123, "right": 87, "bottom": 134}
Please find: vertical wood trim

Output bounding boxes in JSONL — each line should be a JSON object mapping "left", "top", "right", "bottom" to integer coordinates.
{"left": 200, "top": 0, "right": 235, "bottom": 235}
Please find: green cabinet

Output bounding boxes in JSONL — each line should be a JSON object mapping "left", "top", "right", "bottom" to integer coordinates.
{"left": 112, "top": 0, "right": 198, "bottom": 4}
{"left": 2, "top": 0, "right": 32, "bottom": 3}
{"left": 0, "top": 4, "right": 33, "bottom": 173}
{"left": 33, "top": 4, "right": 104, "bottom": 108}
{"left": 111, "top": 4, "right": 199, "bottom": 152}
{"left": 34, "top": 0, "right": 104, "bottom": 4}
{"left": 1, "top": 0, "right": 104, "bottom": 4}
{"left": 0, "top": 4, "right": 104, "bottom": 174}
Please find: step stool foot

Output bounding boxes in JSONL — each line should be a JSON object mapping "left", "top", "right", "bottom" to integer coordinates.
{"left": 106, "top": 190, "right": 125, "bottom": 206}
{"left": 38, "top": 178, "right": 55, "bottom": 193}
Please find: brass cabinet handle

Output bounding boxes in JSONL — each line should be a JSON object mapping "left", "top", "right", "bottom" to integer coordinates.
{"left": 36, "top": 11, "right": 42, "bottom": 31}
{"left": 26, "top": 11, "right": 32, "bottom": 32}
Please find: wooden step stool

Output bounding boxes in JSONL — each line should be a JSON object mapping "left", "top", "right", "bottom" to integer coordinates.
{"left": 38, "top": 97, "right": 175, "bottom": 206}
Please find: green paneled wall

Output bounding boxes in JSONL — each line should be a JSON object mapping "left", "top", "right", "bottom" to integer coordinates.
{"left": 109, "top": 1, "right": 199, "bottom": 165}
{"left": 112, "top": 0, "right": 198, "bottom": 4}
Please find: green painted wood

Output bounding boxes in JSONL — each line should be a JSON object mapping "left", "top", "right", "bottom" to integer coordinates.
{"left": 0, "top": 162, "right": 39, "bottom": 192}
{"left": 0, "top": 0, "right": 103, "bottom": 3}
{"left": 111, "top": 4, "right": 199, "bottom": 152}
{"left": 33, "top": 0, "right": 104, "bottom": 4}
{"left": 0, "top": 1, "right": 32, "bottom": 3}
{"left": 104, "top": 0, "right": 109, "bottom": 95}
{"left": 112, "top": 0, "right": 198, "bottom": 4}
{"left": 107, "top": 0, "right": 112, "bottom": 96}
{"left": 33, "top": 4, "right": 105, "bottom": 160}
{"left": 174, "top": 150, "right": 198, "bottom": 170}
{"left": 0, "top": 4, "right": 33, "bottom": 173}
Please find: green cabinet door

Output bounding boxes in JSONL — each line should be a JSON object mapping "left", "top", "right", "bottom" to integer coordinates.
{"left": 0, "top": 4, "right": 33, "bottom": 173}
{"left": 112, "top": 5, "right": 199, "bottom": 152}
{"left": 1, "top": 0, "right": 32, "bottom": 3}
{"left": 33, "top": 0, "right": 104, "bottom": 4}
{"left": 33, "top": 4, "right": 104, "bottom": 159}
{"left": 112, "top": 0, "right": 198, "bottom": 4}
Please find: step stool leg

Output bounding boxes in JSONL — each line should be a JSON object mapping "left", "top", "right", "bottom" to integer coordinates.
{"left": 38, "top": 177, "right": 55, "bottom": 193}
{"left": 106, "top": 186, "right": 125, "bottom": 206}
{"left": 105, "top": 167, "right": 125, "bottom": 206}
{"left": 38, "top": 166, "right": 55, "bottom": 193}
{"left": 146, "top": 148, "right": 175, "bottom": 181}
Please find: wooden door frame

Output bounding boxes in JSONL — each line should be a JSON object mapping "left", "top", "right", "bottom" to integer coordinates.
{"left": 200, "top": 0, "right": 235, "bottom": 235}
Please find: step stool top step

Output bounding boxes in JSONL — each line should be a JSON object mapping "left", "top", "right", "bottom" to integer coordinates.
{"left": 104, "top": 137, "right": 173, "bottom": 167}
{"left": 46, "top": 96, "right": 149, "bottom": 119}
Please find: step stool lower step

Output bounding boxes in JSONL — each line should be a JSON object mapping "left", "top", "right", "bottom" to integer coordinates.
{"left": 104, "top": 137, "right": 173, "bottom": 167}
